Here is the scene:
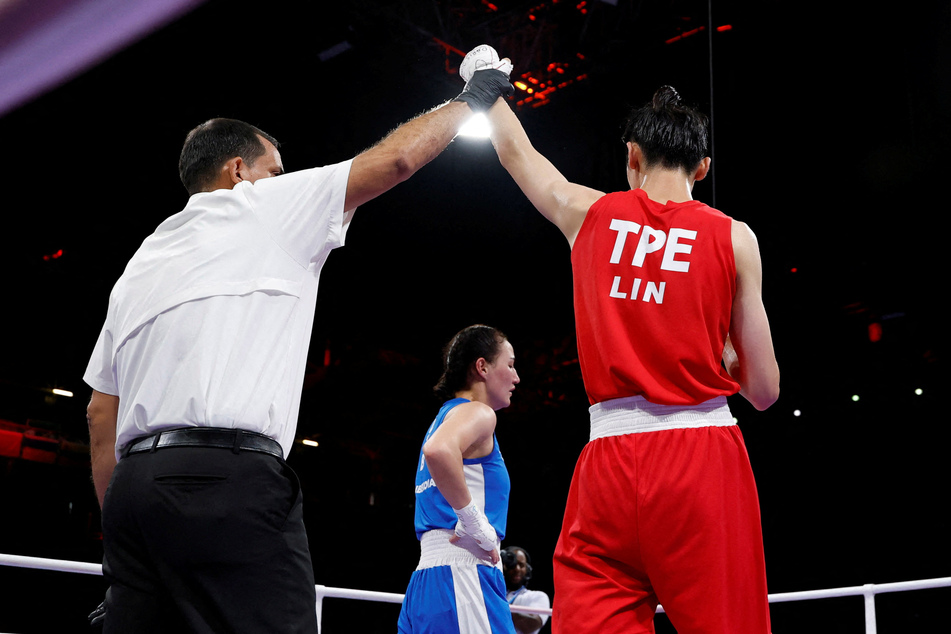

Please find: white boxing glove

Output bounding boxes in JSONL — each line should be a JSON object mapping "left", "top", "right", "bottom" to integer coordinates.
{"left": 453, "top": 500, "right": 498, "bottom": 553}
{"left": 459, "top": 44, "right": 514, "bottom": 81}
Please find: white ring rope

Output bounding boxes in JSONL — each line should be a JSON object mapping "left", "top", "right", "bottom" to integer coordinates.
{"left": 0, "top": 553, "right": 104, "bottom": 576}
{"left": 2, "top": 552, "right": 949, "bottom": 629}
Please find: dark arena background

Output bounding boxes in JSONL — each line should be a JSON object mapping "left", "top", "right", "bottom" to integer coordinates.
{"left": 0, "top": 1, "right": 947, "bottom": 632}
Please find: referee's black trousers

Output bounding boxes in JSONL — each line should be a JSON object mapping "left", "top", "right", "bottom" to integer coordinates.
{"left": 101, "top": 445, "right": 316, "bottom": 633}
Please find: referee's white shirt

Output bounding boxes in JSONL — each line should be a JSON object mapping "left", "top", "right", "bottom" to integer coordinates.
{"left": 84, "top": 160, "right": 354, "bottom": 461}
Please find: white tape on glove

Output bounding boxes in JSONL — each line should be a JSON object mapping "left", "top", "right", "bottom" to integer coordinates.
{"left": 453, "top": 500, "right": 498, "bottom": 553}
{"left": 460, "top": 44, "right": 513, "bottom": 81}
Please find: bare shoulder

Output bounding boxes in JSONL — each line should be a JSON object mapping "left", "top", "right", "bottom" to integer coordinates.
{"left": 731, "top": 219, "right": 758, "bottom": 246}
{"left": 731, "top": 219, "right": 763, "bottom": 269}
{"left": 558, "top": 181, "right": 605, "bottom": 209}
{"left": 446, "top": 400, "right": 497, "bottom": 430}
{"left": 556, "top": 181, "right": 605, "bottom": 246}
{"left": 440, "top": 401, "right": 498, "bottom": 458}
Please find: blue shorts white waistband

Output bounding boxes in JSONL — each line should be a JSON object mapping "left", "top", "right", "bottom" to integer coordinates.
{"left": 417, "top": 529, "right": 502, "bottom": 571}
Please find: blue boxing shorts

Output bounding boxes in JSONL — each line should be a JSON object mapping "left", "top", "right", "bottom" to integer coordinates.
{"left": 398, "top": 530, "right": 515, "bottom": 634}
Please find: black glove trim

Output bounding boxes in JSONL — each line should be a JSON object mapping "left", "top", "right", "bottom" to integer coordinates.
{"left": 453, "top": 69, "right": 515, "bottom": 112}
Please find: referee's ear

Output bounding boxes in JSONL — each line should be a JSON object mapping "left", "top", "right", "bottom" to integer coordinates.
{"left": 228, "top": 156, "right": 246, "bottom": 186}
{"left": 206, "top": 155, "right": 244, "bottom": 192}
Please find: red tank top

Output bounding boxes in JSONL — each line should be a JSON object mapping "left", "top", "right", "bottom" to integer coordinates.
{"left": 571, "top": 188, "right": 740, "bottom": 405}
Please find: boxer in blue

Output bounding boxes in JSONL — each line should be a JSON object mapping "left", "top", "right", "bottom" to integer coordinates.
{"left": 398, "top": 325, "right": 520, "bottom": 634}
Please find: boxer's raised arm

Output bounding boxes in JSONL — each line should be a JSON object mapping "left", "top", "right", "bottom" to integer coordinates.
{"left": 345, "top": 64, "right": 514, "bottom": 211}
{"left": 487, "top": 99, "right": 604, "bottom": 247}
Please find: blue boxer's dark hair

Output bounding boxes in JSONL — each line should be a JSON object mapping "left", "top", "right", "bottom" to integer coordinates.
{"left": 621, "top": 85, "right": 709, "bottom": 173}
{"left": 179, "top": 118, "right": 280, "bottom": 195}
{"left": 434, "top": 325, "right": 507, "bottom": 400}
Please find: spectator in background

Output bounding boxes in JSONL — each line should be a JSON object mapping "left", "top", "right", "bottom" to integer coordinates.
{"left": 502, "top": 546, "right": 550, "bottom": 634}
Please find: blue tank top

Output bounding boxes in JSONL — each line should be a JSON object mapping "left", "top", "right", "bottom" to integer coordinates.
{"left": 413, "top": 398, "right": 511, "bottom": 541}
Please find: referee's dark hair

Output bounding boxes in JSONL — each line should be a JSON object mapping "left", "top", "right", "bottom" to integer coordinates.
{"left": 434, "top": 325, "right": 507, "bottom": 401}
{"left": 179, "top": 118, "right": 280, "bottom": 195}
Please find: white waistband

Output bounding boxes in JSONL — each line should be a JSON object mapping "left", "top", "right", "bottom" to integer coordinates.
{"left": 589, "top": 395, "right": 734, "bottom": 441}
{"left": 417, "top": 529, "right": 501, "bottom": 571}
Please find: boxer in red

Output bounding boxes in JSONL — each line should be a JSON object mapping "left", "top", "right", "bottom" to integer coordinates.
{"left": 485, "top": 85, "right": 780, "bottom": 633}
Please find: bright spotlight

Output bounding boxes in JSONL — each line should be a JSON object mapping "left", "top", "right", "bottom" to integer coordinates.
{"left": 793, "top": 409, "right": 801, "bottom": 417}
{"left": 458, "top": 113, "right": 491, "bottom": 138}
{"left": 302, "top": 439, "right": 319, "bottom": 448}
{"left": 52, "top": 388, "right": 73, "bottom": 397}
{"left": 851, "top": 394, "right": 860, "bottom": 402}
{"left": 915, "top": 388, "right": 923, "bottom": 396}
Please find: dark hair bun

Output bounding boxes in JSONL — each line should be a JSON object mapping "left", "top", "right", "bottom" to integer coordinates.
{"left": 652, "top": 85, "right": 682, "bottom": 110}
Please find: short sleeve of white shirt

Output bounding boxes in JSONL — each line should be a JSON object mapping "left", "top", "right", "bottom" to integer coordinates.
{"left": 240, "top": 163, "right": 355, "bottom": 266}
{"left": 85, "top": 321, "right": 118, "bottom": 396}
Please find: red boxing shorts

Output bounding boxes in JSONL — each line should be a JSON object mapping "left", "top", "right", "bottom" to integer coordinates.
{"left": 552, "top": 396, "right": 771, "bottom": 634}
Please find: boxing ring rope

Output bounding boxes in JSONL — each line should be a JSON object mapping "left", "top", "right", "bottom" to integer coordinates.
{"left": 2, "top": 552, "right": 948, "bottom": 634}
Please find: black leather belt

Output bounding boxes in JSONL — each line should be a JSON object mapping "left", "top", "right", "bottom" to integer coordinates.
{"left": 123, "top": 427, "right": 283, "bottom": 460}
